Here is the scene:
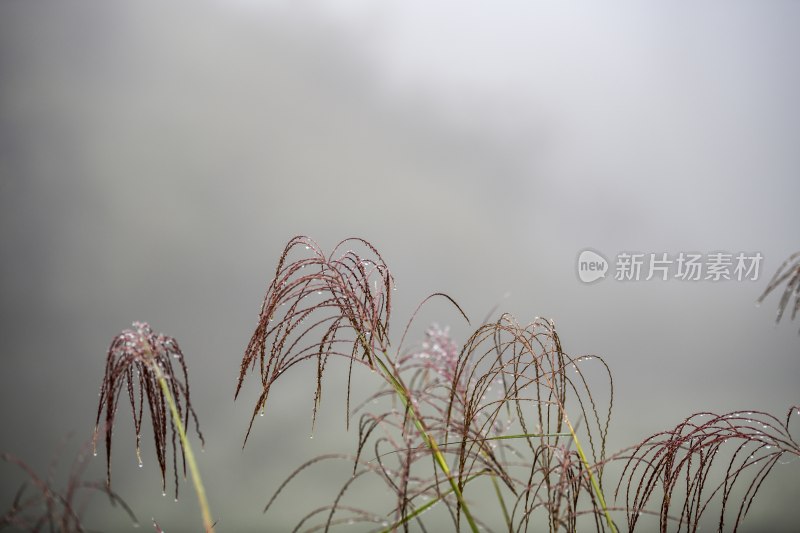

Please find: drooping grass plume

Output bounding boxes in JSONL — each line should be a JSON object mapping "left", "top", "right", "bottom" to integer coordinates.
{"left": 93, "top": 321, "right": 213, "bottom": 532}
{"left": 442, "top": 314, "right": 616, "bottom": 532}
{"left": 240, "top": 237, "right": 488, "bottom": 530}
{"left": 616, "top": 407, "right": 800, "bottom": 532}
{"left": 370, "top": 318, "right": 614, "bottom": 532}
{"left": 1, "top": 440, "right": 137, "bottom": 532}
{"left": 237, "top": 236, "right": 394, "bottom": 441}
{"left": 758, "top": 251, "right": 800, "bottom": 333}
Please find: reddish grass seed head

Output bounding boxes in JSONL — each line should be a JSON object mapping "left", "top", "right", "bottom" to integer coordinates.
{"left": 93, "top": 321, "right": 203, "bottom": 499}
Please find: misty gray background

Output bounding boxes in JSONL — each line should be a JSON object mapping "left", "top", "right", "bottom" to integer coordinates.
{"left": 1, "top": 1, "right": 798, "bottom": 531}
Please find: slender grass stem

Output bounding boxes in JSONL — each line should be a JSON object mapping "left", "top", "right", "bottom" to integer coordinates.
{"left": 478, "top": 432, "right": 571, "bottom": 441}
{"left": 373, "top": 352, "right": 480, "bottom": 533}
{"left": 152, "top": 364, "right": 214, "bottom": 533}
{"left": 562, "top": 414, "right": 616, "bottom": 533}
{"left": 378, "top": 471, "right": 485, "bottom": 533}
{"left": 367, "top": 433, "right": 571, "bottom": 464}
{"left": 489, "top": 472, "right": 511, "bottom": 530}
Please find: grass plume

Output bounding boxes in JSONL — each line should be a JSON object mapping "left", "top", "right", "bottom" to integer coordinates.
{"left": 92, "top": 321, "right": 213, "bottom": 532}
{"left": 617, "top": 407, "right": 800, "bottom": 531}
{"left": 236, "top": 236, "right": 394, "bottom": 442}
{"left": 758, "top": 251, "right": 800, "bottom": 333}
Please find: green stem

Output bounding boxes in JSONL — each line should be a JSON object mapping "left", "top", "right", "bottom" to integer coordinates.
{"left": 153, "top": 364, "right": 214, "bottom": 533}
{"left": 373, "top": 353, "right": 479, "bottom": 533}
{"left": 478, "top": 432, "right": 570, "bottom": 441}
{"left": 489, "top": 472, "right": 511, "bottom": 530}
{"left": 562, "top": 415, "right": 616, "bottom": 533}
{"left": 378, "top": 471, "right": 484, "bottom": 533}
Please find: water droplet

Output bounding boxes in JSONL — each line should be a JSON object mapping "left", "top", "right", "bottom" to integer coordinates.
{"left": 162, "top": 491, "right": 167, "bottom": 497}
{"left": 309, "top": 434, "right": 314, "bottom": 439}
{"left": 138, "top": 463, "right": 143, "bottom": 468}
{"left": 174, "top": 498, "right": 178, "bottom": 503}
{"left": 92, "top": 451, "right": 98, "bottom": 457}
